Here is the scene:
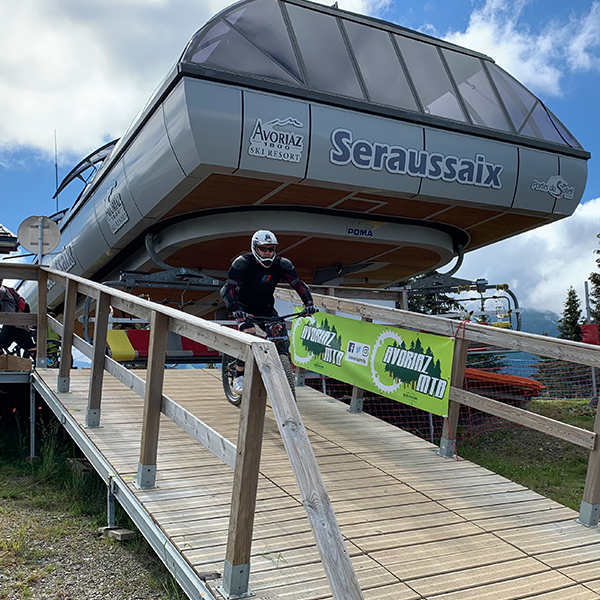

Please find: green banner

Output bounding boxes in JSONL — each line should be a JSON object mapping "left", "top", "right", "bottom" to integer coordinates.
{"left": 291, "top": 312, "right": 455, "bottom": 416}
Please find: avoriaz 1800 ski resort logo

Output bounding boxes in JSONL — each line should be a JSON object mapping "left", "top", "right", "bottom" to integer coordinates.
{"left": 291, "top": 312, "right": 454, "bottom": 416}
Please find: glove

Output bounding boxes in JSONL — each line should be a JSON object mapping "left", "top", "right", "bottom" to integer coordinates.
{"left": 304, "top": 304, "right": 317, "bottom": 315}
{"left": 233, "top": 310, "right": 248, "bottom": 321}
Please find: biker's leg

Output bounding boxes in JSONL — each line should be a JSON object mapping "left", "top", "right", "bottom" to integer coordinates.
{"left": 0, "top": 326, "right": 19, "bottom": 357}
{"left": 233, "top": 316, "right": 255, "bottom": 391}
{"left": 13, "top": 328, "right": 36, "bottom": 361}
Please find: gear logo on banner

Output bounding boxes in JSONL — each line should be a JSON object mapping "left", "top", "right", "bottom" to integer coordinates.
{"left": 370, "top": 330, "right": 404, "bottom": 394}
{"left": 291, "top": 314, "right": 314, "bottom": 365}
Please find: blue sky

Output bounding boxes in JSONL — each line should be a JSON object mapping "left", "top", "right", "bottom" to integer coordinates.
{"left": 1, "top": 0, "right": 599, "bottom": 315}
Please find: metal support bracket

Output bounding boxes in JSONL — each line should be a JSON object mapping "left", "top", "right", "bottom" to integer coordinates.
{"left": 578, "top": 501, "right": 600, "bottom": 527}
{"left": 438, "top": 437, "right": 456, "bottom": 459}
{"left": 349, "top": 395, "right": 364, "bottom": 413}
{"left": 218, "top": 561, "right": 254, "bottom": 599}
{"left": 135, "top": 463, "right": 157, "bottom": 489}
{"left": 85, "top": 408, "right": 101, "bottom": 428}
{"left": 349, "top": 386, "right": 364, "bottom": 414}
{"left": 295, "top": 368, "right": 306, "bottom": 387}
{"left": 57, "top": 376, "right": 70, "bottom": 393}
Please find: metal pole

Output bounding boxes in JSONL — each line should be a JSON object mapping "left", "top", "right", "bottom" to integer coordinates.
{"left": 54, "top": 130, "right": 59, "bottom": 213}
{"left": 37, "top": 216, "right": 44, "bottom": 266}
{"left": 29, "top": 383, "right": 36, "bottom": 459}
{"left": 584, "top": 281, "right": 598, "bottom": 407}
{"left": 107, "top": 477, "right": 116, "bottom": 529}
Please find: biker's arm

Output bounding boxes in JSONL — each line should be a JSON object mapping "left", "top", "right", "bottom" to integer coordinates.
{"left": 222, "top": 255, "right": 251, "bottom": 313}
{"left": 280, "top": 258, "right": 315, "bottom": 311}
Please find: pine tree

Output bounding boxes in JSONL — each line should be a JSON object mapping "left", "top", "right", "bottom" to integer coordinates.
{"left": 557, "top": 286, "right": 583, "bottom": 341}
{"left": 405, "top": 271, "right": 461, "bottom": 315}
{"left": 589, "top": 272, "right": 600, "bottom": 323}
{"left": 589, "top": 234, "right": 600, "bottom": 322}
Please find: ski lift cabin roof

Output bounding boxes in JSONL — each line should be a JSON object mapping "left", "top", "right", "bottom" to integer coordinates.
{"left": 30, "top": 0, "right": 588, "bottom": 312}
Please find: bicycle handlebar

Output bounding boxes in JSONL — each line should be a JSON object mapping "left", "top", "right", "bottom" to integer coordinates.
{"left": 226, "top": 309, "right": 316, "bottom": 325}
{"left": 247, "top": 310, "right": 313, "bottom": 323}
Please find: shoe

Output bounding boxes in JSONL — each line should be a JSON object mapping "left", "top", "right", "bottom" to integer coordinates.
{"left": 233, "top": 375, "right": 244, "bottom": 394}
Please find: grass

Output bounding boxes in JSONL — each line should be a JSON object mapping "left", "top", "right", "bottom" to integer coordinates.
{"left": 0, "top": 399, "right": 187, "bottom": 599}
{"left": 456, "top": 397, "right": 596, "bottom": 511}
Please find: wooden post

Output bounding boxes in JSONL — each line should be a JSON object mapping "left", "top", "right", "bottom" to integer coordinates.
{"left": 326, "top": 287, "right": 336, "bottom": 314}
{"left": 137, "top": 311, "right": 168, "bottom": 489}
{"left": 439, "top": 337, "right": 469, "bottom": 458}
{"left": 580, "top": 406, "right": 600, "bottom": 526}
{"left": 36, "top": 268, "right": 48, "bottom": 369}
{"left": 253, "top": 342, "right": 364, "bottom": 600}
{"left": 221, "top": 353, "right": 268, "bottom": 599}
{"left": 86, "top": 291, "right": 111, "bottom": 428}
{"left": 57, "top": 278, "right": 78, "bottom": 393}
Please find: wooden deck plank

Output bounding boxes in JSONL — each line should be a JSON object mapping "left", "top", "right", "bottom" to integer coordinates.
{"left": 536, "top": 542, "right": 600, "bottom": 569}
{"left": 369, "top": 532, "right": 510, "bottom": 565}
{"left": 495, "top": 521, "right": 600, "bottom": 554}
{"left": 437, "top": 489, "right": 544, "bottom": 510}
{"left": 560, "top": 562, "right": 600, "bottom": 583}
{"left": 351, "top": 522, "right": 486, "bottom": 553}
{"left": 453, "top": 498, "right": 566, "bottom": 520}
{"left": 33, "top": 368, "right": 600, "bottom": 600}
{"left": 408, "top": 557, "right": 550, "bottom": 596}
{"left": 385, "top": 542, "right": 527, "bottom": 581}
{"left": 428, "top": 571, "right": 578, "bottom": 600}
{"left": 516, "top": 588, "right": 600, "bottom": 600}
{"left": 470, "top": 506, "right": 577, "bottom": 531}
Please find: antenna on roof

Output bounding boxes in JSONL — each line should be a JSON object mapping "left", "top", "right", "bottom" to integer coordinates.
{"left": 54, "top": 129, "right": 59, "bottom": 213}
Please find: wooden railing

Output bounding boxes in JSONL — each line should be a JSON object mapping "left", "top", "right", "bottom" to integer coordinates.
{"left": 0, "top": 265, "right": 364, "bottom": 600}
{"left": 276, "top": 287, "right": 600, "bottom": 527}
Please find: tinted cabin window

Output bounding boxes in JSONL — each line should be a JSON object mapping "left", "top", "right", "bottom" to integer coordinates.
{"left": 185, "top": 19, "right": 300, "bottom": 85}
{"left": 286, "top": 4, "right": 364, "bottom": 99}
{"left": 226, "top": 0, "right": 303, "bottom": 83}
{"left": 344, "top": 20, "right": 418, "bottom": 111}
{"left": 443, "top": 49, "right": 511, "bottom": 132}
{"left": 395, "top": 35, "right": 466, "bottom": 122}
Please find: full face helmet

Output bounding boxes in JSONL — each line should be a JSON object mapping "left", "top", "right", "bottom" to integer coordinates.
{"left": 251, "top": 230, "right": 279, "bottom": 267}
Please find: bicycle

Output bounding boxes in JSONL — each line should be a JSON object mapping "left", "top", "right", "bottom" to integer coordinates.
{"left": 222, "top": 311, "right": 309, "bottom": 406}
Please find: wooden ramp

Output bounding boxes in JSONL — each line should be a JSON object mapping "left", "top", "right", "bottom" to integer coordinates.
{"left": 32, "top": 367, "right": 600, "bottom": 600}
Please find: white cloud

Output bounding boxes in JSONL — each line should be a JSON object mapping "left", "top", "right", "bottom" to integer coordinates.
{"left": 335, "top": 0, "right": 391, "bottom": 14}
{"left": 441, "top": 0, "right": 600, "bottom": 96}
{"left": 0, "top": 0, "right": 232, "bottom": 159}
{"left": 567, "top": 2, "right": 600, "bottom": 71}
{"left": 0, "top": 0, "right": 390, "bottom": 162}
{"left": 457, "top": 197, "right": 600, "bottom": 315}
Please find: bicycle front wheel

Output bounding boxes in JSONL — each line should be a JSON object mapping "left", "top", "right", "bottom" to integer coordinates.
{"left": 279, "top": 354, "right": 296, "bottom": 400}
{"left": 222, "top": 354, "right": 242, "bottom": 406}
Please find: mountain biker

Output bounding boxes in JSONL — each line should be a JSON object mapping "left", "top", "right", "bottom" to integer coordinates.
{"left": 221, "top": 230, "right": 317, "bottom": 393}
{"left": 0, "top": 279, "right": 36, "bottom": 360}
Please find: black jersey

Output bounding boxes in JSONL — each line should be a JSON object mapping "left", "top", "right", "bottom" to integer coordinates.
{"left": 223, "top": 253, "right": 312, "bottom": 315}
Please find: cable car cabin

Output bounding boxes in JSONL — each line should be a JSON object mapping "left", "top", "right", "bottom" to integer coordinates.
{"left": 20, "top": 0, "right": 588, "bottom": 320}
